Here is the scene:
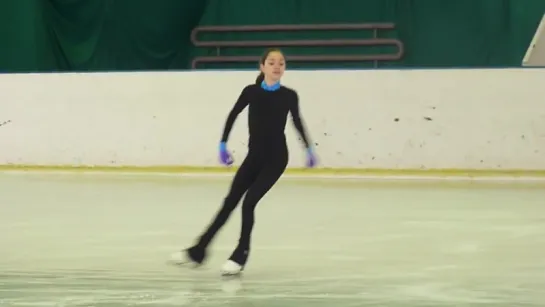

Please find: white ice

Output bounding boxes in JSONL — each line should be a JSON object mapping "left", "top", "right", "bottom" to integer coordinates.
{"left": 1, "top": 172, "right": 544, "bottom": 307}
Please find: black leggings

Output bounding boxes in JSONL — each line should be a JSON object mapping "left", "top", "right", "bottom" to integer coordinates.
{"left": 196, "top": 146, "right": 288, "bottom": 250}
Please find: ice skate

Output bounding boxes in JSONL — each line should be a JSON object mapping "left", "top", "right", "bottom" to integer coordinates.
{"left": 221, "top": 259, "right": 244, "bottom": 276}
{"left": 221, "top": 246, "right": 249, "bottom": 276}
{"left": 168, "top": 245, "right": 207, "bottom": 268}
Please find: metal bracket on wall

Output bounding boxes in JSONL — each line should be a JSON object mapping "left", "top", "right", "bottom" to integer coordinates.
{"left": 190, "top": 23, "right": 404, "bottom": 69}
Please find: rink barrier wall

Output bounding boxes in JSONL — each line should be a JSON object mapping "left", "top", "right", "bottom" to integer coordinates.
{"left": 1, "top": 69, "right": 544, "bottom": 180}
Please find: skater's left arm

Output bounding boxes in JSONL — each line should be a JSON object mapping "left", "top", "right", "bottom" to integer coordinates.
{"left": 289, "top": 91, "right": 311, "bottom": 149}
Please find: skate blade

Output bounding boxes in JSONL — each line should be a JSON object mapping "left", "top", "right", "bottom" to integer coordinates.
{"left": 167, "top": 251, "right": 206, "bottom": 269}
{"left": 166, "top": 259, "right": 206, "bottom": 270}
{"left": 221, "top": 267, "right": 244, "bottom": 277}
{"left": 221, "top": 271, "right": 242, "bottom": 278}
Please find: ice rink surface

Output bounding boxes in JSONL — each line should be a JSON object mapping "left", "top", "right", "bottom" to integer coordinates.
{"left": 1, "top": 171, "right": 545, "bottom": 307}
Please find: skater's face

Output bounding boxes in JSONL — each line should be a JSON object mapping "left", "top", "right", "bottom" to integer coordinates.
{"left": 260, "top": 50, "right": 285, "bottom": 83}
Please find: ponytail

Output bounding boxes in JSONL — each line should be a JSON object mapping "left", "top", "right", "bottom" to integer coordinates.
{"left": 255, "top": 72, "right": 264, "bottom": 85}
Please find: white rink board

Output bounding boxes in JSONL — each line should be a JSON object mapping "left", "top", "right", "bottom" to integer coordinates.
{"left": 0, "top": 69, "right": 544, "bottom": 172}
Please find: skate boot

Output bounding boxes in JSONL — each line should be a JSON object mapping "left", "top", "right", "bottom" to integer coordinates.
{"left": 221, "top": 245, "right": 249, "bottom": 276}
{"left": 169, "top": 245, "right": 207, "bottom": 268}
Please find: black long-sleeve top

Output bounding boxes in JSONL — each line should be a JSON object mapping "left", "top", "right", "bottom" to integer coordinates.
{"left": 221, "top": 84, "right": 311, "bottom": 149}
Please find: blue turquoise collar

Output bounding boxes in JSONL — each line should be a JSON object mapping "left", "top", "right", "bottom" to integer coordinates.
{"left": 261, "top": 80, "right": 281, "bottom": 91}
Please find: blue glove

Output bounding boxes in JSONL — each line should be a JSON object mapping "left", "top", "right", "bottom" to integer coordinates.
{"left": 219, "top": 142, "right": 233, "bottom": 166}
{"left": 306, "top": 147, "right": 317, "bottom": 168}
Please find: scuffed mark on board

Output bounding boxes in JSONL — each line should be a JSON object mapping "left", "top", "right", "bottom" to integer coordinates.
{"left": 0, "top": 120, "right": 12, "bottom": 127}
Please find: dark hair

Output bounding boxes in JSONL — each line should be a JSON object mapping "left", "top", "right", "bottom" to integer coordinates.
{"left": 255, "top": 48, "right": 283, "bottom": 84}
{"left": 255, "top": 72, "right": 265, "bottom": 85}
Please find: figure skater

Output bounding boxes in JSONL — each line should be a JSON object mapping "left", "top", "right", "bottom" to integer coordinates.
{"left": 171, "top": 48, "right": 316, "bottom": 276}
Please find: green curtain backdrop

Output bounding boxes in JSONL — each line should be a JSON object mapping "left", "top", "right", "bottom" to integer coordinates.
{"left": 39, "top": 0, "right": 207, "bottom": 71}
{"left": 0, "top": 0, "right": 207, "bottom": 72}
{"left": 0, "top": 1, "right": 41, "bottom": 72}
{"left": 0, "top": 0, "right": 544, "bottom": 72}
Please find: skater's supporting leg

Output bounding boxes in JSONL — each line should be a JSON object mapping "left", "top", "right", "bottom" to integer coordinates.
{"left": 228, "top": 158, "right": 287, "bottom": 265}
{"left": 240, "top": 165, "right": 286, "bottom": 249}
{"left": 196, "top": 155, "right": 260, "bottom": 248}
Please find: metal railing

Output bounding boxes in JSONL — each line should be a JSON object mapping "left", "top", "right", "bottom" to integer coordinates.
{"left": 190, "top": 23, "right": 404, "bottom": 69}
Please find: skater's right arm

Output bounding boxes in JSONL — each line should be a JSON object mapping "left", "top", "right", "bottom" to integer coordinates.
{"left": 220, "top": 85, "right": 252, "bottom": 143}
